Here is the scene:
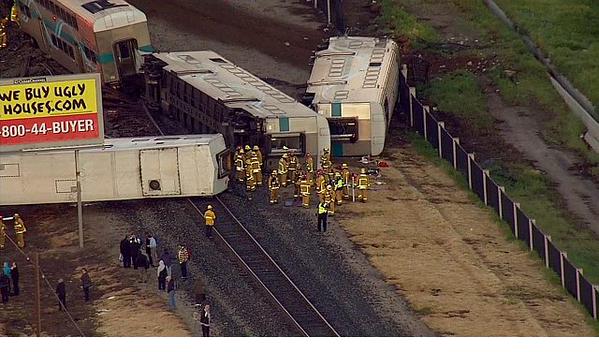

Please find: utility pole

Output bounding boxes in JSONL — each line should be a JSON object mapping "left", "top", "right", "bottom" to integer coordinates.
{"left": 75, "top": 149, "right": 84, "bottom": 248}
{"left": 34, "top": 252, "right": 41, "bottom": 337}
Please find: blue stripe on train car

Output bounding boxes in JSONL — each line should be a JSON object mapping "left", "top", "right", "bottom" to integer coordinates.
{"left": 332, "top": 142, "right": 343, "bottom": 157}
{"left": 331, "top": 102, "right": 342, "bottom": 117}
{"left": 279, "top": 116, "right": 289, "bottom": 132}
{"left": 97, "top": 52, "right": 115, "bottom": 64}
{"left": 139, "top": 44, "right": 155, "bottom": 53}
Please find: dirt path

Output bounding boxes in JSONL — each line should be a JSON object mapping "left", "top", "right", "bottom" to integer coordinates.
{"left": 335, "top": 135, "right": 595, "bottom": 336}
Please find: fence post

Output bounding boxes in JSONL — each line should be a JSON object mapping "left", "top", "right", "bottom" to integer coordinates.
{"left": 544, "top": 235, "right": 550, "bottom": 267}
{"left": 452, "top": 138, "right": 459, "bottom": 169}
{"left": 437, "top": 122, "right": 444, "bottom": 158}
{"left": 409, "top": 87, "right": 416, "bottom": 127}
{"left": 467, "top": 153, "right": 474, "bottom": 190}
{"left": 560, "top": 252, "right": 567, "bottom": 288}
{"left": 529, "top": 219, "right": 535, "bottom": 251}
{"left": 423, "top": 106, "right": 430, "bottom": 140}
{"left": 482, "top": 170, "right": 489, "bottom": 205}
{"left": 326, "top": 0, "right": 332, "bottom": 24}
{"left": 576, "top": 268, "right": 582, "bottom": 302}
{"left": 593, "top": 286, "right": 598, "bottom": 320}
{"left": 513, "top": 202, "right": 519, "bottom": 238}
{"left": 498, "top": 186, "right": 505, "bottom": 219}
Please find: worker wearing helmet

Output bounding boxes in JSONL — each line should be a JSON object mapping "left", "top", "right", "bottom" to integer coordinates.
{"left": 305, "top": 153, "right": 314, "bottom": 186}
{"left": 357, "top": 168, "right": 370, "bottom": 202}
{"left": 320, "top": 147, "right": 331, "bottom": 173}
{"left": 316, "top": 170, "right": 326, "bottom": 202}
{"left": 299, "top": 174, "right": 311, "bottom": 208}
{"left": 235, "top": 148, "right": 245, "bottom": 184}
{"left": 250, "top": 148, "right": 262, "bottom": 186}
{"left": 10, "top": 1, "right": 19, "bottom": 26}
{"left": 278, "top": 153, "right": 289, "bottom": 187}
{"left": 268, "top": 170, "right": 280, "bottom": 204}
{"left": 14, "top": 213, "right": 26, "bottom": 248}
{"left": 253, "top": 146, "right": 263, "bottom": 168}
{"left": 288, "top": 152, "right": 298, "bottom": 185}
{"left": 0, "top": 215, "right": 6, "bottom": 249}
{"left": 204, "top": 205, "right": 216, "bottom": 238}
{"left": 0, "top": 17, "right": 8, "bottom": 49}
{"left": 334, "top": 172, "right": 344, "bottom": 206}
{"left": 246, "top": 167, "right": 256, "bottom": 192}
{"left": 324, "top": 185, "right": 335, "bottom": 216}
{"left": 293, "top": 170, "right": 302, "bottom": 199}
{"left": 341, "top": 164, "right": 351, "bottom": 200}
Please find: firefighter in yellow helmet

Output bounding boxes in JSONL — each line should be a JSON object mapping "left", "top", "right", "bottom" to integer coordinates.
{"left": 357, "top": 168, "right": 370, "bottom": 202}
{"left": 0, "top": 215, "right": 6, "bottom": 249}
{"left": 278, "top": 153, "right": 289, "bottom": 187}
{"left": 246, "top": 167, "right": 256, "bottom": 192}
{"left": 14, "top": 213, "right": 26, "bottom": 248}
{"left": 288, "top": 152, "right": 298, "bottom": 185}
{"left": 10, "top": 1, "right": 19, "bottom": 26}
{"left": 250, "top": 148, "right": 262, "bottom": 186}
{"left": 334, "top": 172, "right": 344, "bottom": 206}
{"left": 305, "top": 152, "right": 314, "bottom": 186}
{"left": 268, "top": 170, "right": 280, "bottom": 204}
{"left": 204, "top": 205, "right": 216, "bottom": 238}
{"left": 341, "top": 164, "right": 351, "bottom": 200}
{"left": 316, "top": 170, "right": 326, "bottom": 202}
{"left": 321, "top": 147, "right": 332, "bottom": 172}
{"left": 299, "top": 174, "right": 311, "bottom": 208}
{"left": 0, "top": 17, "right": 8, "bottom": 49}
{"left": 324, "top": 185, "right": 335, "bottom": 216}
{"left": 253, "top": 146, "right": 263, "bottom": 168}
{"left": 234, "top": 147, "right": 245, "bottom": 184}
{"left": 293, "top": 170, "right": 303, "bottom": 199}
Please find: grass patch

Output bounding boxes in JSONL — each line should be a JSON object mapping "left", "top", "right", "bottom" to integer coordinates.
{"left": 421, "top": 70, "right": 493, "bottom": 131}
{"left": 379, "top": 0, "right": 438, "bottom": 45}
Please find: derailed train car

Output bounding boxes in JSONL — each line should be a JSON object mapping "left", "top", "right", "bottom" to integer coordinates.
{"left": 142, "top": 51, "right": 331, "bottom": 168}
{"left": 305, "top": 36, "right": 400, "bottom": 157}
{"left": 15, "top": 0, "right": 152, "bottom": 85}
{"left": 0, "top": 135, "right": 230, "bottom": 205}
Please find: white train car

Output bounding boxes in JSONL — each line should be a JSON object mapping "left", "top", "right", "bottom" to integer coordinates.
{"left": 305, "top": 36, "right": 400, "bottom": 157}
{"left": 0, "top": 135, "right": 230, "bottom": 205}
{"left": 142, "top": 51, "right": 331, "bottom": 168}
{"left": 16, "top": 0, "right": 152, "bottom": 85}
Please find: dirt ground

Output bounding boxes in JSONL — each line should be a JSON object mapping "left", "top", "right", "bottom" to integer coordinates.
{"left": 335, "top": 133, "right": 595, "bottom": 336}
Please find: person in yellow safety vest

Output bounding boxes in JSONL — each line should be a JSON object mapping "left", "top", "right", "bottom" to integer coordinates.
{"left": 287, "top": 152, "right": 298, "bottom": 185}
{"left": 357, "top": 168, "right": 370, "bottom": 202}
{"left": 0, "top": 17, "right": 8, "bottom": 49}
{"left": 316, "top": 170, "right": 326, "bottom": 202}
{"left": 317, "top": 201, "right": 328, "bottom": 232}
{"left": 246, "top": 168, "right": 256, "bottom": 192}
{"left": 299, "top": 175, "right": 311, "bottom": 209}
{"left": 278, "top": 153, "right": 288, "bottom": 187}
{"left": 235, "top": 148, "right": 245, "bottom": 183}
{"left": 14, "top": 213, "right": 26, "bottom": 248}
{"left": 324, "top": 185, "right": 335, "bottom": 216}
{"left": 253, "top": 146, "right": 262, "bottom": 168}
{"left": 268, "top": 170, "right": 280, "bottom": 204}
{"left": 250, "top": 149, "right": 262, "bottom": 186}
{"left": 305, "top": 153, "right": 314, "bottom": 185}
{"left": 204, "top": 205, "right": 216, "bottom": 238}
{"left": 0, "top": 215, "right": 6, "bottom": 249}
{"left": 243, "top": 144, "right": 252, "bottom": 175}
{"left": 334, "top": 172, "right": 344, "bottom": 206}
{"left": 321, "top": 148, "right": 331, "bottom": 172}
{"left": 341, "top": 164, "right": 351, "bottom": 200}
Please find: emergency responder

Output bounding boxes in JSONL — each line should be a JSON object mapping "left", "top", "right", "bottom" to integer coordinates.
{"left": 0, "top": 215, "right": 6, "bottom": 249}
{"left": 204, "top": 205, "right": 216, "bottom": 238}
{"left": 253, "top": 145, "right": 263, "bottom": 168}
{"left": 293, "top": 171, "right": 302, "bottom": 200}
{"left": 317, "top": 201, "right": 328, "bottom": 232}
{"left": 250, "top": 147, "right": 262, "bottom": 186}
{"left": 357, "top": 168, "right": 370, "bottom": 202}
{"left": 0, "top": 17, "right": 8, "bottom": 49}
{"left": 321, "top": 147, "right": 332, "bottom": 172}
{"left": 341, "top": 164, "right": 351, "bottom": 200}
{"left": 305, "top": 152, "right": 314, "bottom": 185}
{"left": 334, "top": 172, "right": 344, "bottom": 206}
{"left": 268, "top": 170, "right": 280, "bottom": 204}
{"left": 14, "top": 213, "right": 26, "bottom": 248}
{"left": 278, "top": 153, "right": 289, "bottom": 187}
{"left": 288, "top": 152, "right": 298, "bottom": 184}
{"left": 244, "top": 145, "right": 252, "bottom": 180}
{"left": 246, "top": 168, "right": 256, "bottom": 192}
{"left": 10, "top": 0, "right": 18, "bottom": 25}
{"left": 324, "top": 185, "right": 335, "bottom": 216}
{"left": 316, "top": 170, "right": 326, "bottom": 202}
{"left": 299, "top": 175, "right": 311, "bottom": 208}
{"left": 234, "top": 148, "right": 245, "bottom": 183}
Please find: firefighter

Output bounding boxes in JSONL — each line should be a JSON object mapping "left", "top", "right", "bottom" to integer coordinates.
{"left": 321, "top": 147, "right": 332, "bottom": 172}
{"left": 0, "top": 17, "right": 8, "bottom": 49}
{"left": 0, "top": 215, "right": 6, "bottom": 249}
{"left": 293, "top": 171, "right": 302, "bottom": 199}
{"left": 316, "top": 170, "right": 326, "bottom": 202}
{"left": 341, "top": 164, "right": 351, "bottom": 200}
{"left": 299, "top": 175, "right": 311, "bottom": 208}
{"left": 10, "top": 1, "right": 18, "bottom": 25}
{"left": 357, "top": 168, "right": 370, "bottom": 202}
{"left": 278, "top": 153, "right": 288, "bottom": 187}
{"left": 204, "top": 205, "right": 216, "bottom": 238}
{"left": 334, "top": 172, "right": 344, "bottom": 206}
{"left": 14, "top": 213, "right": 26, "bottom": 248}
{"left": 250, "top": 148, "right": 262, "bottom": 186}
{"left": 268, "top": 170, "right": 280, "bottom": 204}
{"left": 305, "top": 152, "right": 314, "bottom": 186}
{"left": 235, "top": 148, "right": 245, "bottom": 183}
{"left": 246, "top": 168, "right": 256, "bottom": 192}
{"left": 324, "top": 185, "right": 335, "bottom": 216}
{"left": 317, "top": 201, "right": 328, "bottom": 232}
{"left": 253, "top": 145, "right": 263, "bottom": 168}
{"left": 288, "top": 152, "right": 298, "bottom": 185}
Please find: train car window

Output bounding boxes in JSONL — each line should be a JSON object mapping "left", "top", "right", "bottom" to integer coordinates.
{"left": 216, "top": 149, "right": 232, "bottom": 179}
{"left": 268, "top": 133, "right": 305, "bottom": 156}
{"left": 67, "top": 45, "right": 74, "bottom": 59}
{"left": 50, "top": 34, "right": 57, "bottom": 47}
{"left": 328, "top": 118, "right": 359, "bottom": 143}
{"left": 118, "top": 42, "right": 131, "bottom": 59}
{"left": 82, "top": 0, "right": 128, "bottom": 14}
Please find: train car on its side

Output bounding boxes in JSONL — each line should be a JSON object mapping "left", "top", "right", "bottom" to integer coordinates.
{"left": 0, "top": 135, "right": 230, "bottom": 205}
{"left": 142, "top": 51, "right": 331, "bottom": 168}
{"left": 15, "top": 0, "right": 152, "bottom": 85}
{"left": 305, "top": 36, "right": 400, "bottom": 157}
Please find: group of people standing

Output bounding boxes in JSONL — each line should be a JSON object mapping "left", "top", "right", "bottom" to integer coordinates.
{"left": 0, "top": 261, "right": 19, "bottom": 304}
{"left": 1, "top": 213, "right": 28, "bottom": 249}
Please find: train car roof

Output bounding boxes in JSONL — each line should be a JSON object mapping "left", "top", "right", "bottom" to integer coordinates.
{"left": 58, "top": 0, "right": 147, "bottom": 31}
{"left": 152, "top": 51, "right": 320, "bottom": 120}
{"left": 306, "top": 36, "right": 398, "bottom": 104}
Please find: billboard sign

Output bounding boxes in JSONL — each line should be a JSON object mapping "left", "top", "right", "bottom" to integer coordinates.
{"left": 0, "top": 73, "right": 104, "bottom": 152}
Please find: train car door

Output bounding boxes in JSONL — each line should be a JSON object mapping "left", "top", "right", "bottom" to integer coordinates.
{"left": 113, "top": 39, "right": 138, "bottom": 79}
{"left": 140, "top": 148, "right": 181, "bottom": 196}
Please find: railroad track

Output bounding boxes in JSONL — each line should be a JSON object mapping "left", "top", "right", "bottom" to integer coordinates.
{"left": 140, "top": 104, "right": 340, "bottom": 337}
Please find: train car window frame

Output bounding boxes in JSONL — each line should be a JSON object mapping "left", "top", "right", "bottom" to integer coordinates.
{"left": 216, "top": 149, "right": 232, "bottom": 179}
{"left": 328, "top": 117, "right": 359, "bottom": 143}
{"left": 268, "top": 133, "right": 306, "bottom": 157}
